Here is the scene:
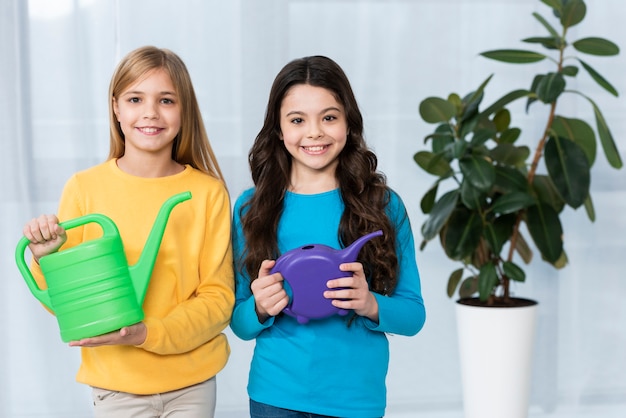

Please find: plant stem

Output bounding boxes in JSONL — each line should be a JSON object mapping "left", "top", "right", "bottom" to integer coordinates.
{"left": 503, "top": 35, "right": 566, "bottom": 299}
{"left": 528, "top": 40, "right": 563, "bottom": 185}
{"left": 528, "top": 102, "right": 557, "bottom": 185}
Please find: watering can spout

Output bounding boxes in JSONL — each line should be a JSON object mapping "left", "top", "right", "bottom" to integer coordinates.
{"left": 130, "top": 191, "right": 192, "bottom": 305}
{"left": 340, "top": 230, "right": 383, "bottom": 262}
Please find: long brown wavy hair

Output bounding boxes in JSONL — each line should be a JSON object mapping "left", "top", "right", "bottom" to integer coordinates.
{"left": 107, "top": 46, "right": 223, "bottom": 180}
{"left": 240, "top": 55, "right": 398, "bottom": 295}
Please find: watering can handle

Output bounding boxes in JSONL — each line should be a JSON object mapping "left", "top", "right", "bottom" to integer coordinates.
{"left": 15, "top": 236, "right": 52, "bottom": 309}
{"left": 58, "top": 213, "right": 119, "bottom": 234}
{"left": 14, "top": 214, "right": 118, "bottom": 311}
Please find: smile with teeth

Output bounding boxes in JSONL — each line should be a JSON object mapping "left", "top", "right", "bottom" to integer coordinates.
{"left": 302, "top": 145, "right": 328, "bottom": 153}
{"left": 138, "top": 127, "right": 162, "bottom": 134}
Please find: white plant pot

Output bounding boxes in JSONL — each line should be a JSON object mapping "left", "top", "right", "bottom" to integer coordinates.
{"left": 456, "top": 299, "right": 538, "bottom": 418}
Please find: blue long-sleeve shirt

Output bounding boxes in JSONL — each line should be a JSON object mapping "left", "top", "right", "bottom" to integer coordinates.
{"left": 231, "top": 188, "right": 425, "bottom": 417}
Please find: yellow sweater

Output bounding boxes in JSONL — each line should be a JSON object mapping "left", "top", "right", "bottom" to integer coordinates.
{"left": 32, "top": 159, "right": 234, "bottom": 394}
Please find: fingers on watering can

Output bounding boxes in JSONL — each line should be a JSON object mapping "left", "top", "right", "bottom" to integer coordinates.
{"left": 258, "top": 259, "right": 277, "bottom": 277}
{"left": 22, "top": 218, "right": 43, "bottom": 241}
{"left": 339, "top": 262, "right": 362, "bottom": 272}
{"left": 42, "top": 215, "right": 64, "bottom": 240}
{"left": 24, "top": 214, "right": 59, "bottom": 242}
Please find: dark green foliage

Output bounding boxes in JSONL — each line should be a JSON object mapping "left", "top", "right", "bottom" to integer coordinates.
{"left": 414, "top": 0, "right": 621, "bottom": 304}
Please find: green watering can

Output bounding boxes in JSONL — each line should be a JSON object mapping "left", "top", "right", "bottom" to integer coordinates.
{"left": 15, "top": 191, "right": 191, "bottom": 342}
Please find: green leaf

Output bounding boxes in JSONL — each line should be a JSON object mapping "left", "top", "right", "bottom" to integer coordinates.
{"left": 552, "top": 116, "right": 596, "bottom": 165}
{"left": 561, "top": 65, "right": 579, "bottom": 77}
{"left": 503, "top": 261, "right": 526, "bottom": 282}
{"left": 460, "top": 179, "right": 485, "bottom": 211}
{"left": 544, "top": 136, "right": 590, "bottom": 208}
{"left": 490, "top": 143, "right": 530, "bottom": 167}
{"left": 460, "top": 97, "right": 483, "bottom": 126}
{"left": 419, "top": 97, "right": 455, "bottom": 123}
{"left": 522, "top": 36, "right": 563, "bottom": 50}
{"left": 483, "top": 223, "right": 501, "bottom": 255}
{"left": 550, "top": 248, "right": 568, "bottom": 269}
{"left": 577, "top": 59, "right": 619, "bottom": 97}
{"left": 532, "top": 175, "right": 565, "bottom": 213}
{"left": 583, "top": 193, "right": 596, "bottom": 223}
{"left": 590, "top": 99, "right": 623, "bottom": 169}
{"left": 535, "top": 72, "right": 566, "bottom": 103}
{"left": 481, "top": 89, "right": 532, "bottom": 118}
{"left": 425, "top": 131, "right": 454, "bottom": 148}
{"left": 443, "top": 207, "right": 483, "bottom": 260}
{"left": 526, "top": 203, "right": 564, "bottom": 263}
{"left": 532, "top": 11, "right": 560, "bottom": 38}
{"left": 489, "top": 213, "right": 517, "bottom": 255}
{"left": 573, "top": 37, "right": 620, "bottom": 56}
{"left": 445, "top": 138, "right": 468, "bottom": 160}
{"left": 491, "top": 191, "right": 536, "bottom": 215}
{"left": 420, "top": 184, "right": 438, "bottom": 214}
{"left": 431, "top": 124, "right": 456, "bottom": 153}
{"left": 459, "top": 156, "right": 496, "bottom": 193}
{"left": 481, "top": 49, "right": 547, "bottom": 64}
{"left": 560, "top": 0, "right": 586, "bottom": 29}
{"left": 448, "top": 93, "right": 462, "bottom": 110}
{"left": 414, "top": 151, "right": 453, "bottom": 177}
{"left": 577, "top": 94, "right": 623, "bottom": 169}
{"left": 493, "top": 108, "right": 511, "bottom": 132}
{"left": 462, "top": 75, "right": 493, "bottom": 120}
{"left": 494, "top": 166, "right": 529, "bottom": 193}
{"left": 540, "top": 0, "right": 562, "bottom": 14}
{"left": 421, "top": 190, "right": 459, "bottom": 241}
{"left": 459, "top": 276, "right": 478, "bottom": 299}
{"left": 458, "top": 114, "right": 480, "bottom": 141}
{"left": 469, "top": 127, "right": 497, "bottom": 148}
{"left": 478, "top": 262, "right": 498, "bottom": 301}
{"left": 526, "top": 75, "right": 542, "bottom": 111}
{"left": 447, "top": 268, "right": 464, "bottom": 298}
{"left": 498, "top": 127, "right": 521, "bottom": 144}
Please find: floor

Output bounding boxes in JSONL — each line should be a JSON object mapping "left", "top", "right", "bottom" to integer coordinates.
{"left": 384, "top": 403, "right": 626, "bottom": 417}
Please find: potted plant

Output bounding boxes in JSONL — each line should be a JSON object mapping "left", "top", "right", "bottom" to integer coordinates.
{"left": 414, "top": 0, "right": 621, "bottom": 416}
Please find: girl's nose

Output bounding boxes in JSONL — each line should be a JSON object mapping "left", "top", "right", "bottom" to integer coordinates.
{"left": 307, "top": 123, "right": 323, "bottom": 139}
{"left": 143, "top": 102, "right": 159, "bottom": 119}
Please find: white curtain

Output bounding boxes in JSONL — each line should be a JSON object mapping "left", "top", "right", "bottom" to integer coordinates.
{"left": 2, "top": 0, "right": 625, "bottom": 417}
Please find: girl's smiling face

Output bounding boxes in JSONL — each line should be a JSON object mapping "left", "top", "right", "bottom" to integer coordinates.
{"left": 113, "top": 68, "right": 181, "bottom": 158}
{"left": 279, "top": 84, "right": 348, "bottom": 189}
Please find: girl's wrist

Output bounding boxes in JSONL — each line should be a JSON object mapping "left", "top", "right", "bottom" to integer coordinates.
{"left": 361, "top": 292, "right": 379, "bottom": 322}
{"left": 254, "top": 305, "right": 270, "bottom": 324}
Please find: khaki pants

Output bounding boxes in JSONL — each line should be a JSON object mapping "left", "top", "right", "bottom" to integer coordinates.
{"left": 91, "top": 377, "right": 216, "bottom": 417}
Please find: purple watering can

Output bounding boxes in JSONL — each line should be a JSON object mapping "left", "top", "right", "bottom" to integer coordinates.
{"left": 270, "top": 230, "right": 383, "bottom": 324}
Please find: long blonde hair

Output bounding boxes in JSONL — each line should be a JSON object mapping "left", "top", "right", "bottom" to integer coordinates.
{"left": 107, "top": 46, "right": 223, "bottom": 180}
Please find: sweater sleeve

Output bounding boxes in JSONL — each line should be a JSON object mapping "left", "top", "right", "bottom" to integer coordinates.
{"left": 362, "top": 191, "right": 426, "bottom": 336}
{"left": 139, "top": 182, "right": 235, "bottom": 355}
{"left": 229, "top": 189, "right": 276, "bottom": 340}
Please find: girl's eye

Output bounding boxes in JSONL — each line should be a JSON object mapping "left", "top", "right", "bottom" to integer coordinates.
{"left": 291, "top": 117, "right": 303, "bottom": 124}
{"left": 161, "top": 98, "right": 174, "bottom": 104}
{"left": 129, "top": 97, "right": 140, "bottom": 103}
{"left": 323, "top": 115, "right": 337, "bottom": 122}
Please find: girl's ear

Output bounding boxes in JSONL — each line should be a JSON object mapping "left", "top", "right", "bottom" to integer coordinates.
{"left": 112, "top": 98, "right": 120, "bottom": 121}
